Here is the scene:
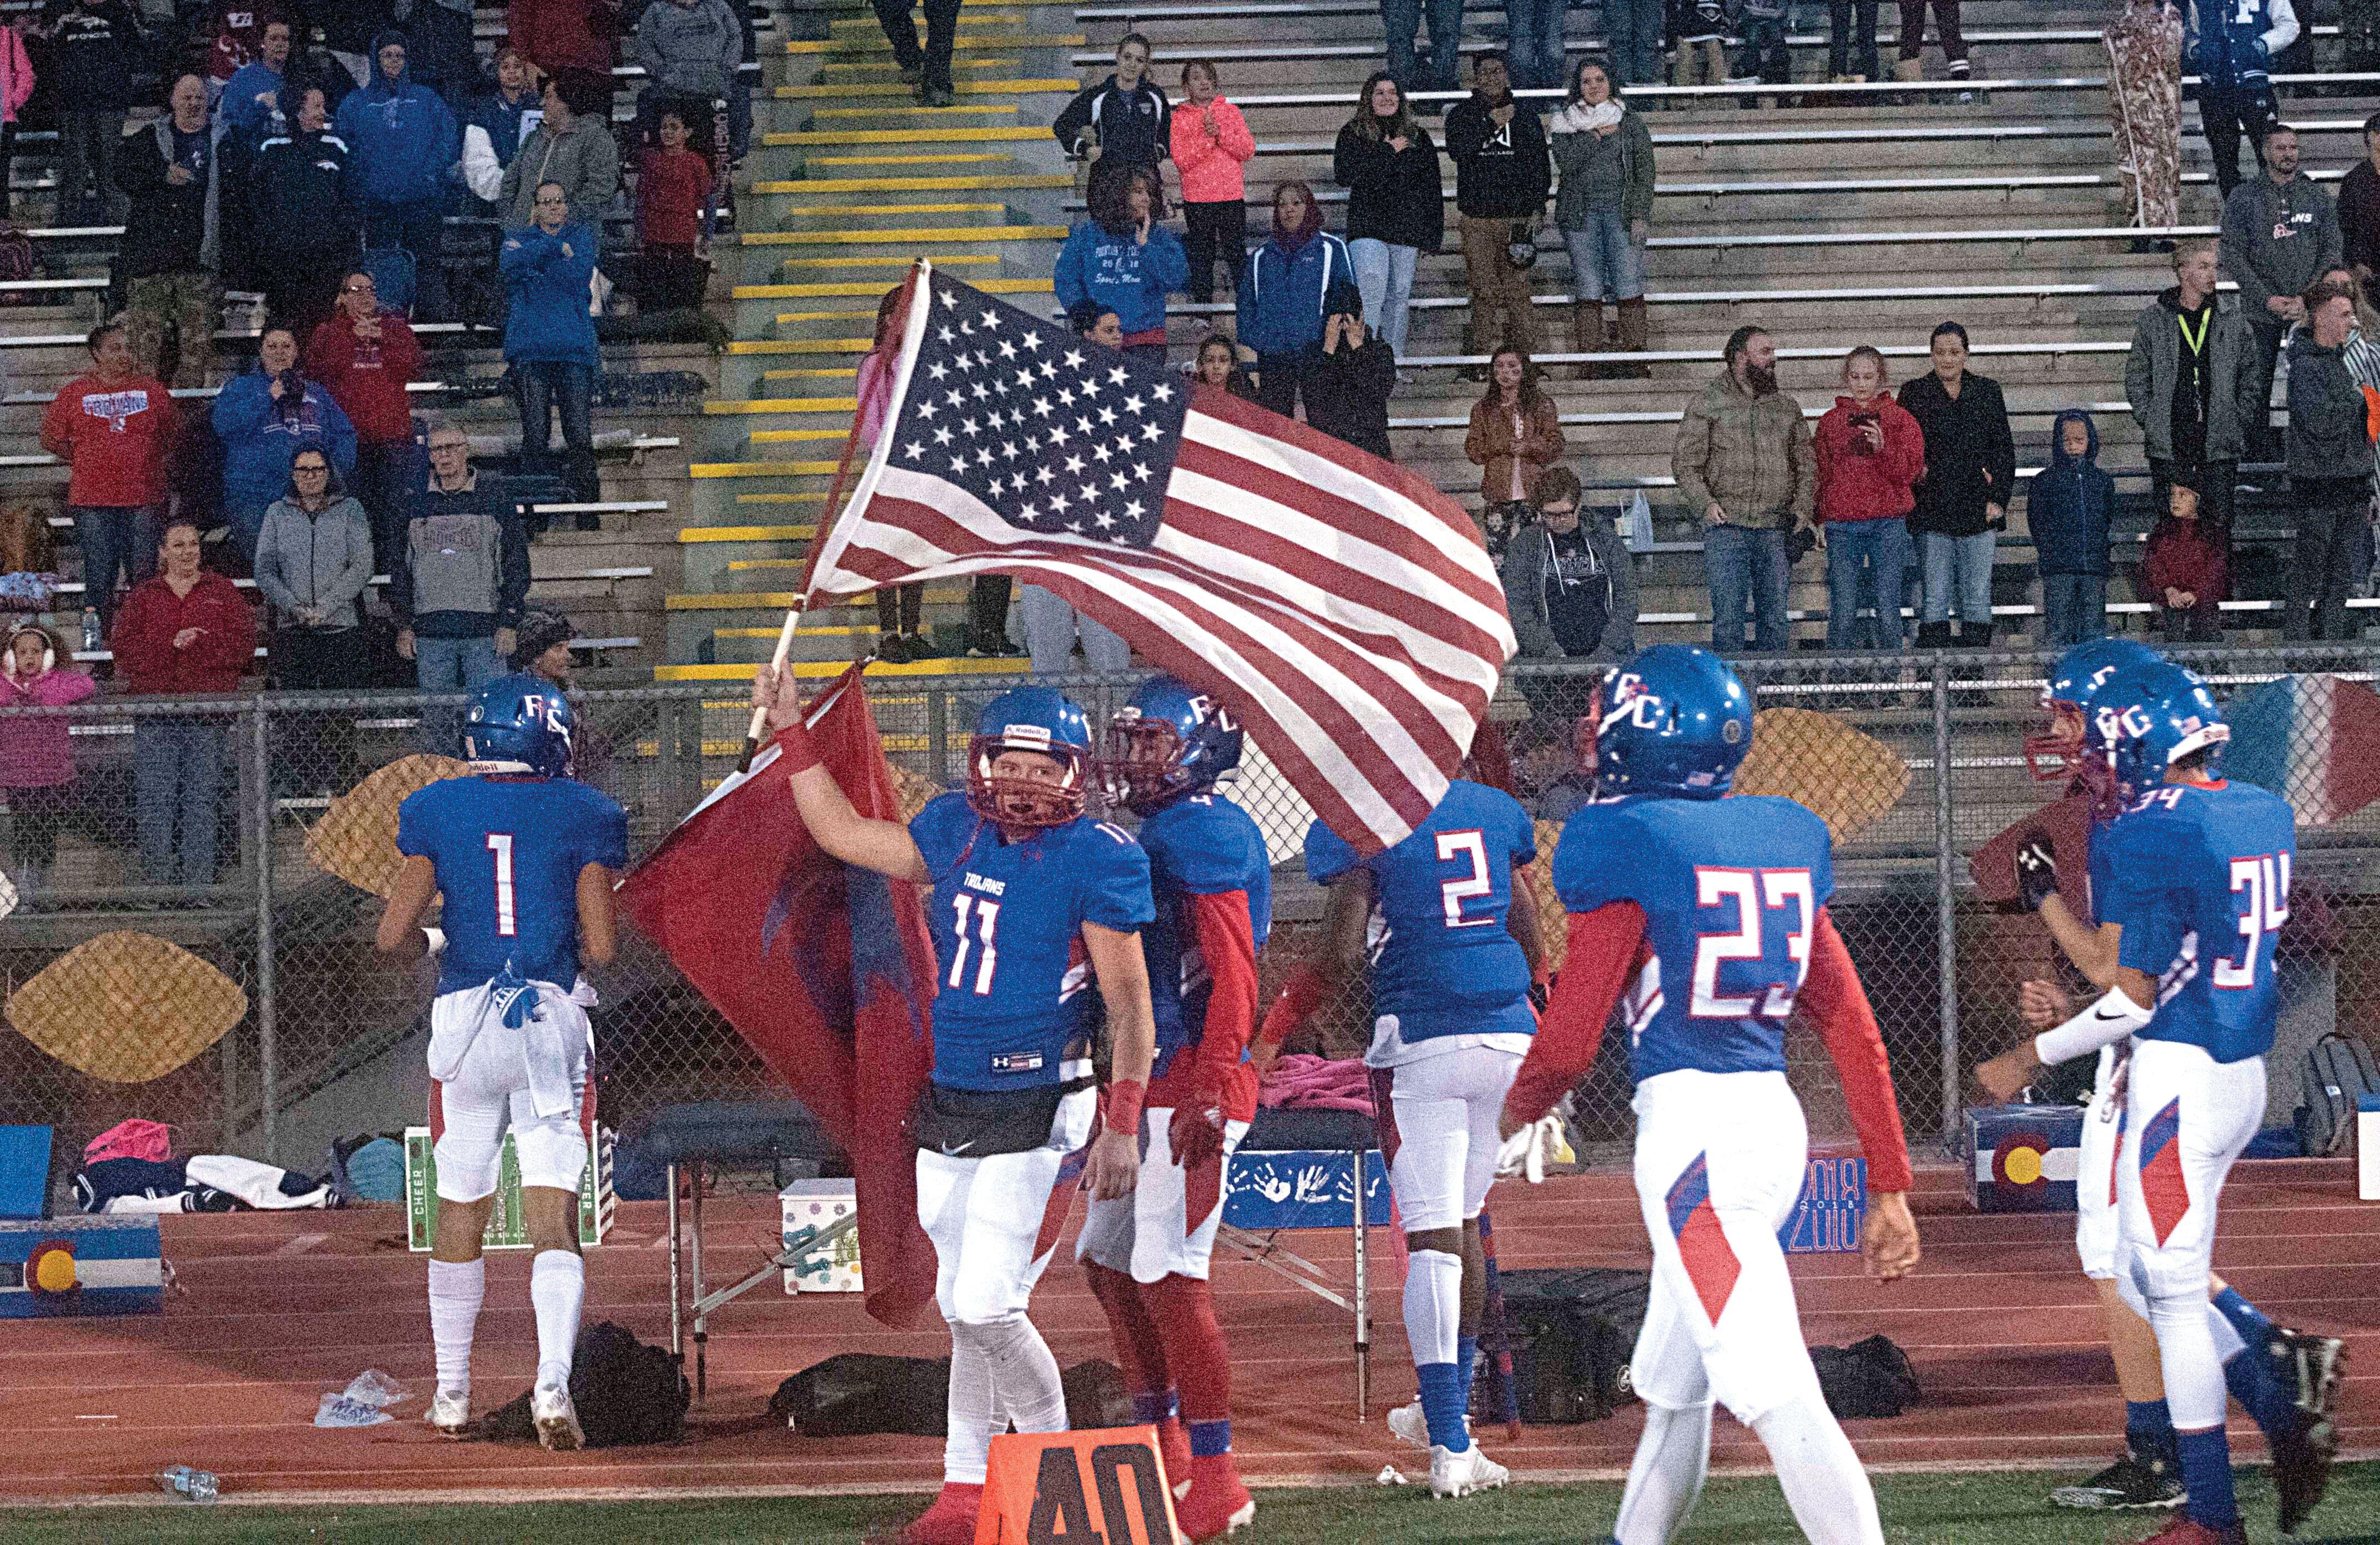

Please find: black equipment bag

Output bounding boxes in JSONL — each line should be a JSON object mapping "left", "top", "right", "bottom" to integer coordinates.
{"left": 1809, "top": 1334, "right": 1922, "bottom": 1420}
{"left": 2295, "top": 1031, "right": 2379, "bottom": 1157}
{"left": 1494, "top": 1267, "right": 1649, "bottom": 1423}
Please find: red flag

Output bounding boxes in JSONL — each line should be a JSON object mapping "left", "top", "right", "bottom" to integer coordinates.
{"left": 617, "top": 663, "right": 939, "bottom": 1330}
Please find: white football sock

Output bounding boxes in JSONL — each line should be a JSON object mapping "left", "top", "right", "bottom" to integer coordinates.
{"left": 2147, "top": 1291, "right": 2226, "bottom": 1430}
{"left": 944, "top": 1327, "right": 996, "bottom": 1485}
{"left": 528, "top": 1250, "right": 584, "bottom": 1391}
{"left": 427, "top": 1256, "right": 485, "bottom": 1397}
{"left": 1751, "top": 1395, "right": 1885, "bottom": 1545}
{"left": 1403, "top": 1247, "right": 1462, "bottom": 1368}
{"left": 972, "top": 1315, "right": 1069, "bottom": 1435}
{"left": 1613, "top": 1400, "right": 1713, "bottom": 1544}
{"left": 2205, "top": 1301, "right": 2247, "bottom": 1366}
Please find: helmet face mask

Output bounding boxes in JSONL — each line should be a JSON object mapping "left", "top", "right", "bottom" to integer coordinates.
{"left": 964, "top": 686, "right": 1095, "bottom": 830}
{"left": 2026, "top": 639, "right": 2161, "bottom": 789}
{"left": 1096, "top": 675, "right": 1243, "bottom": 816}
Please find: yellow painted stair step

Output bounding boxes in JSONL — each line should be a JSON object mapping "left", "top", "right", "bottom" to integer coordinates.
{"left": 724, "top": 336, "right": 870, "bottom": 354}
{"left": 808, "top": 104, "right": 1020, "bottom": 119}
{"left": 738, "top": 277, "right": 1050, "bottom": 299}
{"left": 769, "top": 201, "right": 1009, "bottom": 216}
{"left": 776, "top": 79, "right": 1072, "bottom": 98}
{"left": 764, "top": 126, "right": 1048, "bottom": 145}
{"left": 754, "top": 175, "right": 1056, "bottom": 193}
{"left": 750, "top": 428, "right": 847, "bottom": 443}
{"left": 742, "top": 225, "right": 1066, "bottom": 245}
{"left": 706, "top": 397, "right": 860, "bottom": 414}
{"left": 689, "top": 461, "right": 839, "bottom": 478}
{"left": 680, "top": 524, "right": 819, "bottom": 542}
{"left": 657, "top": 657, "right": 1021, "bottom": 681}
{"left": 808, "top": 153, "right": 1017, "bottom": 166}
{"left": 778, "top": 254, "right": 997, "bottom": 271}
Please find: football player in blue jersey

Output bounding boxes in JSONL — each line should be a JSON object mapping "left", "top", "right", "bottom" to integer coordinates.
{"left": 1267, "top": 756, "right": 1546, "bottom": 1499}
{"left": 1077, "top": 674, "right": 1269, "bottom": 1539}
{"left": 1498, "top": 645, "right": 1921, "bottom": 1545}
{"left": 1979, "top": 663, "right": 2342, "bottom": 1544}
{"left": 752, "top": 667, "right": 1158, "bottom": 1545}
{"left": 376, "top": 673, "right": 628, "bottom": 1451}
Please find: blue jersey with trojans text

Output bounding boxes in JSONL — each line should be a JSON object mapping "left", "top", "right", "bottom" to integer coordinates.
{"left": 1303, "top": 779, "right": 1537, "bottom": 1043}
{"left": 910, "top": 792, "right": 1156, "bottom": 1092}
{"left": 397, "top": 775, "right": 629, "bottom": 996}
{"left": 1137, "top": 792, "right": 1273, "bottom": 1080}
{"left": 1552, "top": 792, "right": 1833, "bottom": 1084}
{"left": 2100, "top": 779, "right": 2296, "bottom": 1064}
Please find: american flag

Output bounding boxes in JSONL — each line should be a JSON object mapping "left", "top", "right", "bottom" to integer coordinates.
{"left": 803, "top": 264, "right": 1517, "bottom": 856}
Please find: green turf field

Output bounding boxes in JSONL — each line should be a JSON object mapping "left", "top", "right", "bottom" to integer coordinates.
{"left": 3, "top": 1464, "right": 2375, "bottom": 1544}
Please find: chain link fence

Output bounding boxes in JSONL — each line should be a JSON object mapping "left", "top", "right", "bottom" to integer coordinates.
{"left": 0, "top": 645, "right": 2372, "bottom": 1188}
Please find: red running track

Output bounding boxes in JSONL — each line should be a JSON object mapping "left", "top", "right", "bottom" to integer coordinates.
{"left": 0, "top": 1159, "right": 2372, "bottom": 1504}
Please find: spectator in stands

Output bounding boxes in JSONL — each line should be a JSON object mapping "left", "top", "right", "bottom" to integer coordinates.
{"left": 1302, "top": 281, "right": 1395, "bottom": 458}
{"left": 111, "top": 517, "right": 256, "bottom": 888}
{"left": 2222, "top": 123, "right": 2336, "bottom": 461}
{"left": 503, "top": 180, "right": 603, "bottom": 506}
{"left": 404, "top": 0, "right": 478, "bottom": 104}
{"left": 0, "top": 622, "right": 93, "bottom": 901}
{"left": 855, "top": 287, "right": 927, "bottom": 661}
{"left": 2028, "top": 408, "right": 2114, "bottom": 647}
{"left": 1237, "top": 180, "right": 1353, "bottom": 416}
{"left": 1506, "top": 0, "right": 1567, "bottom": 90}
{"left": 637, "top": 105, "right": 715, "bottom": 312}
{"left": 2127, "top": 240, "right": 2254, "bottom": 540}
{"left": 1813, "top": 344, "right": 1922, "bottom": 652}
{"left": 2191, "top": 0, "right": 2291, "bottom": 200}
{"left": 1053, "top": 34, "right": 1169, "bottom": 190}
{"left": 2106, "top": 0, "right": 2182, "bottom": 245}
{"left": 1899, "top": 320, "right": 2014, "bottom": 649}
{"left": 1191, "top": 333, "right": 1256, "bottom": 398}
{"left": 2283, "top": 282, "right": 2372, "bottom": 640}
{"left": 2344, "top": 0, "right": 2380, "bottom": 80}
{"left": 1055, "top": 164, "right": 1184, "bottom": 366}
{"left": 1501, "top": 464, "right": 1637, "bottom": 663}
{"left": 309, "top": 269, "right": 423, "bottom": 575}
{"left": 1674, "top": 325, "right": 1814, "bottom": 654}
{"left": 636, "top": 0, "right": 747, "bottom": 165}
{"left": 1445, "top": 51, "right": 1550, "bottom": 367}
{"left": 1893, "top": 0, "right": 1973, "bottom": 98}
{"left": 508, "top": 0, "right": 617, "bottom": 85}
{"left": 39, "top": 322, "right": 177, "bottom": 642}
{"left": 1382, "top": 0, "right": 1461, "bottom": 110}
{"left": 201, "top": 0, "right": 290, "bottom": 109}
{"left": 869, "top": 0, "right": 961, "bottom": 107}
{"left": 1550, "top": 60, "right": 1653, "bottom": 379}
{"left": 0, "top": 18, "right": 28, "bottom": 223}
{"left": 218, "top": 17, "right": 293, "bottom": 143}
{"left": 2344, "top": 114, "right": 2380, "bottom": 285}
{"left": 254, "top": 446, "right": 371, "bottom": 788}
{"left": 2142, "top": 480, "right": 2226, "bottom": 643}
{"left": 213, "top": 326, "right": 357, "bottom": 566}
{"left": 392, "top": 420, "right": 531, "bottom": 714}
{"left": 1171, "top": 60, "right": 1253, "bottom": 307}
{"left": 1671, "top": 0, "right": 1729, "bottom": 96}
{"left": 500, "top": 70, "right": 621, "bottom": 230}
{"left": 1335, "top": 72, "right": 1440, "bottom": 366}
{"left": 1014, "top": 309, "right": 1136, "bottom": 677}
{"left": 1605, "top": 0, "right": 1665, "bottom": 89}
{"left": 250, "top": 87, "right": 359, "bottom": 342}
{"left": 460, "top": 47, "right": 541, "bottom": 216}
{"left": 1828, "top": 0, "right": 1880, "bottom": 84}
{"left": 115, "top": 73, "right": 223, "bottom": 390}
{"left": 512, "top": 606, "right": 576, "bottom": 680}
{"left": 1736, "top": 0, "right": 1792, "bottom": 92}
{"left": 335, "top": 35, "right": 461, "bottom": 323}
{"left": 1467, "top": 344, "right": 1565, "bottom": 554}
{"left": 36, "top": 0, "right": 140, "bottom": 226}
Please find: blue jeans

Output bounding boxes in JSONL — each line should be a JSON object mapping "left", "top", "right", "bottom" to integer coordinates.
{"left": 134, "top": 719, "right": 225, "bottom": 887}
{"left": 1561, "top": 209, "right": 1645, "bottom": 302}
{"left": 72, "top": 503, "right": 159, "bottom": 637}
{"left": 1504, "top": 0, "right": 1569, "bottom": 88}
{"left": 415, "top": 633, "right": 503, "bottom": 751}
{"left": 1737, "top": 14, "right": 1789, "bottom": 82}
{"left": 1020, "top": 584, "right": 1128, "bottom": 675}
{"left": 1349, "top": 238, "right": 1419, "bottom": 361}
{"left": 1606, "top": 0, "right": 1667, "bottom": 84}
{"left": 1705, "top": 523, "right": 1789, "bottom": 654}
{"left": 1919, "top": 529, "right": 1995, "bottom": 627}
{"left": 1823, "top": 516, "right": 1908, "bottom": 651}
{"left": 2042, "top": 572, "right": 2106, "bottom": 647}
{"left": 514, "top": 359, "right": 598, "bottom": 505}
{"left": 1383, "top": 0, "right": 1466, "bottom": 96}
{"left": 362, "top": 198, "right": 447, "bottom": 321}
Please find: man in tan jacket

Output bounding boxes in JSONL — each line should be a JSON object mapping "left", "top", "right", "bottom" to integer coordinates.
{"left": 1672, "top": 325, "right": 1816, "bottom": 654}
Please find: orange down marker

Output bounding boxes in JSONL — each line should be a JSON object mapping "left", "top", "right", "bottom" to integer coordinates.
{"left": 975, "top": 1425, "right": 1184, "bottom": 1544}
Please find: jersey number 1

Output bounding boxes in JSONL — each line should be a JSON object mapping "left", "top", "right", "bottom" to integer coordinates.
{"left": 1690, "top": 866, "right": 1814, "bottom": 1019}
{"left": 487, "top": 833, "right": 516, "bottom": 937}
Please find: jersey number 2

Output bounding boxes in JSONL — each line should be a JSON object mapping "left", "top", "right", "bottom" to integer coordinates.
{"left": 486, "top": 833, "right": 516, "bottom": 937}
{"left": 1435, "top": 830, "right": 1494, "bottom": 928}
{"left": 2214, "top": 853, "right": 2290, "bottom": 990}
{"left": 950, "top": 893, "right": 1000, "bottom": 995}
{"left": 1690, "top": 867, "right": 1814, "bottom": 1019}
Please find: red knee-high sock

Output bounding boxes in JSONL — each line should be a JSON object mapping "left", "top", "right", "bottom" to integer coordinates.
{"left": 1150, "top": 1273, "right": 1238, "bottom": 1483}
{"left": 1085, "top": 1261, "right": 1177, "bottom": 1421}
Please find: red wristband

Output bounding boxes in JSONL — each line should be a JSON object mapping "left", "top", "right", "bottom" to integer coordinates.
{"left": 770, "top": 718, "right": 821, "bottom": 776}
{"left": 1106, "top": 1077, "right": 1146, "bottom": 1136}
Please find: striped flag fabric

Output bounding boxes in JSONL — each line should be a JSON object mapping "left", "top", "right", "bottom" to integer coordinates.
{"left": 802, "top": 263, "right": 1516, "bottom": 856}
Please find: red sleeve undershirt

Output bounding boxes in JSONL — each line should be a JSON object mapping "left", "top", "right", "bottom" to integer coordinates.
{"left": 1152, "top": 889, "right": 1262, "bottom": 1120}
{"left": 1799, "top": 906, "right": 1914, "bottom": 1193}
{"left": 1502, "top": 903, "right": 1646, "bottom": 1127}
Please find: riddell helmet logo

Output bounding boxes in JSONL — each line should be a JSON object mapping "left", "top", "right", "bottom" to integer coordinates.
{"left": 1002, "top": 723, "right": 1054, "bottom": 749}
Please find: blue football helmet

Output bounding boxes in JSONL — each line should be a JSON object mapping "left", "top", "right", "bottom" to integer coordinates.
{"left": 1591, "top": 645, "right": 1754, "bottom": 800}
{"left": 463, "top": 671, "right": 576, "bottom": 777}
{"left": 967, "top": 685, "right": 1094, "bottom": 828}
{"left": 2089, "top": 661, "right": 2229, "bottom": 805}
{"left": 1100, "top": 674, "right": 1244, "bottom": 815}
{"left": 2025, "top": 637, "right": 2162, "bottom": 786}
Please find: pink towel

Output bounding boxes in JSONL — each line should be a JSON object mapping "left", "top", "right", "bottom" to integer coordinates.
{"left": 1257, "top": 1053, "right": 1376, "bottom": 1114}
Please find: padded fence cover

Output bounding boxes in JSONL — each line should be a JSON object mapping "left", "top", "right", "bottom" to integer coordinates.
{"left": 9, "top": 931, "right": 248, "bottom": 1083}
{"left": 1731, "top": 707, "right": 1910, "bottom": 844}
{"left": 304, "top": 753, "right": 471, "bottom": 896}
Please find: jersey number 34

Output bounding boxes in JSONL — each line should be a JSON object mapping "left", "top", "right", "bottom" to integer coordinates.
{"left": 1691, "top": 866, "right": 1814, "bottom": 1019}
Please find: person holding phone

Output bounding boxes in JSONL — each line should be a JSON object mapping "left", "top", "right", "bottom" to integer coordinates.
{"left": 1813, "top": 345, "right": 1924, "bottom": 651}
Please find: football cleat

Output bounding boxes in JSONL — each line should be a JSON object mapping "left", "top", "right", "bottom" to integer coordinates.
{"left": 1428, "top": 1442, "right": 1509, "bottom": 1499}
{"left": 1173, "top": 1474, "right": 1255, "bottom": 1540}
{"left": 1386, "top": 1397, "right": 1471, "bottom": 1451}
{"left": 2268, "top": 1325, "right": 2347, "bottom": 1420}
{"left": 2048, "top": 1449, "right": 2185, "bottom": 1511}
{"left": 425, "top": 1387, "right": 470, "bottom": 1437}
{"left": 2138, "top": 1514, "right": 2247, "bottom": 1545}
{"left": 900, "top": 1481, "right": 984, "bottom": 1545}
{"left": 2268, "top": 1405, "right": 2338, "bottom": 1537}
{"left": 531, "top": 1382, "right": 584, "bottom": 1452}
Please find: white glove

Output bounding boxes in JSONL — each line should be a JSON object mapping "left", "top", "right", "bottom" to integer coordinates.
{"left": 422, "top": 926, "right": 447, "bottom": 957}
{"left": 1495, "top": 1114, "right": 1570, "bottom": 1183}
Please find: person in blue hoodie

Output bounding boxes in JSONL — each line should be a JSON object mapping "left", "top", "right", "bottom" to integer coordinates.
{"left": 1052, "top": 164, "right": 1184, "bottom": 365}
{"left": 334, "top": 32, "right": 461, "bottom": 321}
{"left": 210, "top": 325, "right": 359, "bottom": 568}
{"left": 2026, "top": 406, "right": 2115, "bottom": 648}
{"left": 1235, "top": 179, "right": 1354, "bottom": 421}
{"left": 503, "top": 181, "right": 603, "bottom": 506}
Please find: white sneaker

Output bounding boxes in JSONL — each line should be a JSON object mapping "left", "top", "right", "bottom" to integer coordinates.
{"left": 425, "top": 1388, "right": 470, "bottom": 1436}
{"left": 532, "top": 1384, "right": 584, "bottom": 1451}
{"left": 1387, "top": 1398, "right": 1471, "bottom": 1451}
{"left": 1429, "top": 1442, "right": 1509, "bottom": 1499}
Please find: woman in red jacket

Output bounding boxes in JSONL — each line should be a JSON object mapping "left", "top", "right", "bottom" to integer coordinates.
{"left": 110, "top": 518, "right": 257, "bottom": 890}
{"left": 309, "top": 268, "right": 423, "bottom": 577}
{"left": 1813, "top": 344, "right": 1925, "bottom": 651}
{"left": 508, "top": 0, "right": 617, "bottom": 81}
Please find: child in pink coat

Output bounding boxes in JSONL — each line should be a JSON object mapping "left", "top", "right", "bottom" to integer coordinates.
{"left": 0, "top": 622, "right": 93, "bottom": 897}
{"left": 0, "top": 23, "right": 32, "bottom": 223}
{"left": 1170, "top": 59, "right": 1255, "bottom": 305}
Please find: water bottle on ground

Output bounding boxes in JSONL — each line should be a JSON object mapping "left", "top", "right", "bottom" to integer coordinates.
{"left": 155, "top": 1466, "right": 219, "bottom": 1503}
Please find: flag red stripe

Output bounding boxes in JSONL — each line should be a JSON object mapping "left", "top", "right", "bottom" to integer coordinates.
{"left": 1185, "top": 388, "right": 1485, "bottom": 555}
